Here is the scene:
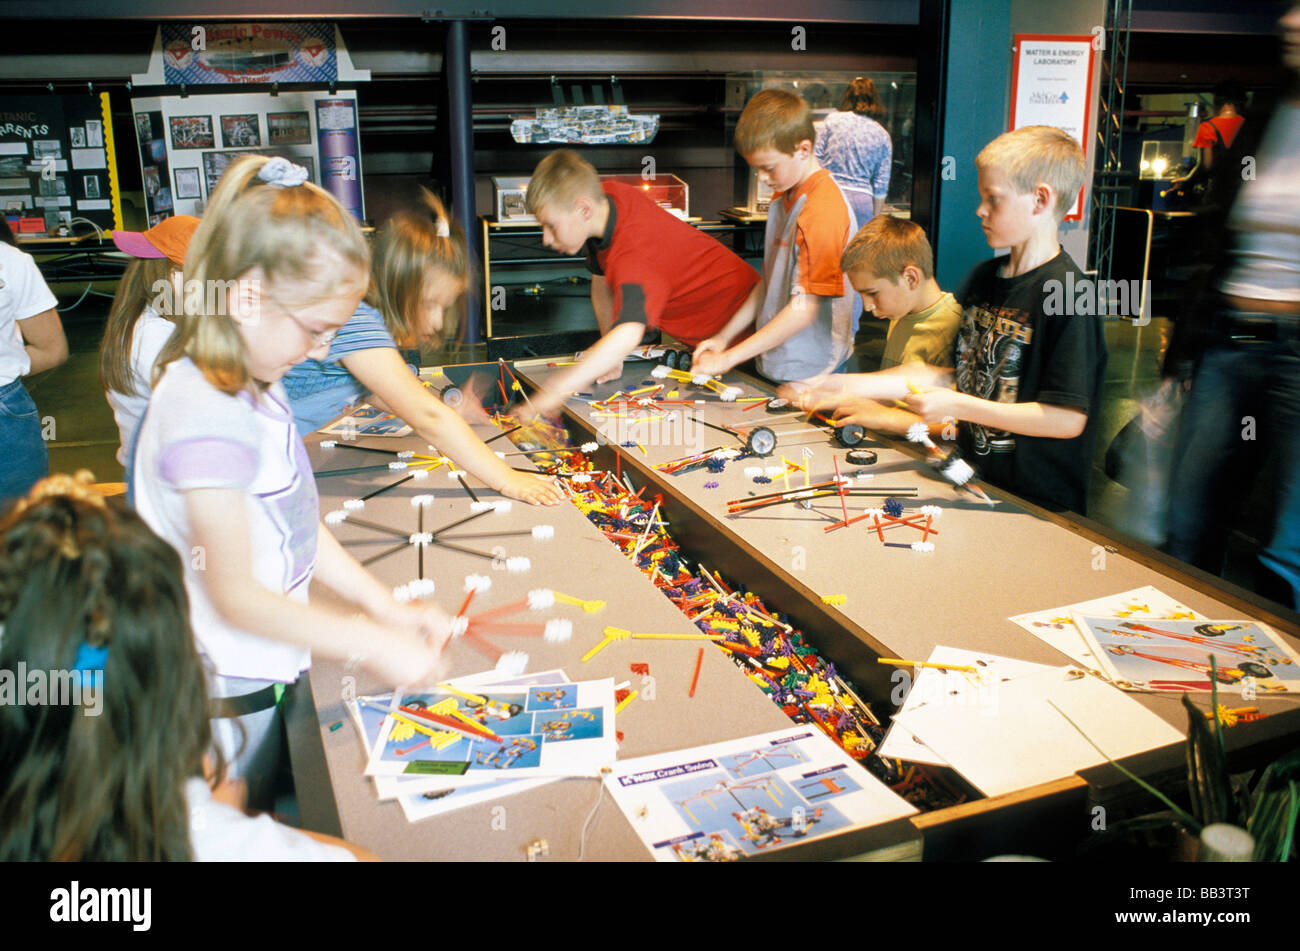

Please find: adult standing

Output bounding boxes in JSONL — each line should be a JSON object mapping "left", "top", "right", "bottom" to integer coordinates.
{"left": 0, "top": 219, "right": 68, "bottom": 504}
{"left": 814, "top": 77, "right": 893, "bottom": 226}
{"left": 1163, "top": 7, "right": 1300, "bottom": 608}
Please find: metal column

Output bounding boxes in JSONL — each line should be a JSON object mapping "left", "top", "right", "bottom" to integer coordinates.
{"left": 445, "top": 19, "right": 482, "bottom": 345}
{"left": 1087, "top": 0, "right": 1133, "bottom": 281}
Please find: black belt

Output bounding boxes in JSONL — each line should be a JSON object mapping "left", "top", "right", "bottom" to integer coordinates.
{"left": 210, "top": 685, "right": 280, "bottom": 719}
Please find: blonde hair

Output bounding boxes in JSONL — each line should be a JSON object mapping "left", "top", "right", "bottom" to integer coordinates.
{"left": 99, "top": 256, "right": 174, "bottom": 395}
{"left": 842, "top": 216, "right": 935, "bottom": 281}
{"left": 369, "top": 189, "right": 469, "bottom": 350}
{"left": 735, "top": 89, "right": 816, "bottom": 157}
{"left": 976, "top": 126, "right": 1086, "bottom": 220}
{"left": 154, "top": 154, "right": 370, "bottom": 395}
{"left": 524, "top": 150, "right": 603, "bottom": 216}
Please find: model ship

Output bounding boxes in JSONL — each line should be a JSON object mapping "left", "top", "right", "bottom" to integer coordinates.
{"left": 510, "top": 105, "right": 659, "bottom": 145}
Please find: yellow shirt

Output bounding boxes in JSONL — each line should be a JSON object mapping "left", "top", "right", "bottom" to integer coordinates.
{"left": 880, "top": 291, "right": 961, "bottom": 370}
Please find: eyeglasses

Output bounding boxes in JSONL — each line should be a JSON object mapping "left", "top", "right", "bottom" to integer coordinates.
{"left": 264, "top": 291, "right": 339, "bottom": 348}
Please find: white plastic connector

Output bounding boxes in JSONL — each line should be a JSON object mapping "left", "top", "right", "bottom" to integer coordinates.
{"left": 580, "top": 442, "right": 598, "bottom": 453}
{"left": 409, "top": 532, "right": 434, "bottom": 546}
{"left": 411, "top": 468, "right": 429, "bottom": 480}
{"left": 343, "top": 499, "right": 365, "bottom": 511}
{"left": 388, "top": 461, "right": 409, "bottom": 470}
{"left": 408, "top": 578, "right": 436, "bottom": 599}
{"left": 912, "top": 541, "right": 936, "bottom": 553}
{"left": 544, "top": 619, "right": 573, "bottom": 643}
{"left": 691, "top": 374, "right": 711, "bottom": 386}
{"left": 571, "top": 473, "right": 593, "bottom": 484}
{"left": 449, "top": 615, "right": 469, "bottom": 638}
{"left": 324, "top": 509, "right": 348, "bottom": 525}
{"left": 506, "top": 557, "right": 531, "bottom": 573}
{"left": 470, "top": 501, "right": 495, "bottom": 513}
{"left": 531, "top": 524, "right": 555, "bottom": 540}
{"left": 410, "top": 494, "right": 434, "bottom": 508}
{"left": 919, "top": 505, "right": 943, "bottom": 519}
{"left": 744, "top": 466, "right": 763, "bottom": 477}
{"left": 495, "top": 651, "right": 529, "bottom": 676}
{"left": 495, "top": 451, "right": 507, "bottom": 459}
{"left": 651, "top": 364, "right": 671, "bottom": 379}
{"left": 493, "top": 500, "right": 513, "bottom": 514}
{"left": 320, "top": 440, "right": 337, "bottom": 449}
{"left": 527, "top": 588, "right": 555, "bottom": 610}
{"left": 718, "top": 386, "right": 741, "bottom": 402}
{"left": 464, "top": 574, "right": 492, "bottom": 593}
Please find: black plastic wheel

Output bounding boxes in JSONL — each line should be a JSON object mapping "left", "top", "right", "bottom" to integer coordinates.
{"left": 663, "top": 349, "right": 679, "bottom": 369}
{"left": 764, "top": 397, "right": 792, "bottom": 413}
{"left": 677, "top": 350, "right": 692, "bottom": 372}
{"left": 747, "top": 426, "right": 778, "bottom": 457}
{"left": 1238, "top": 661, "right": 1274, "bottom": 679}
{"left": 845, "top": 448, "right": 877, "bottom": 466}
{"left": 441, "top": 384, "right": 464, "bottom": 408}
{"left": 1194, "top": 623, "right": 1242, "bottom": 638}
{"left": 835, "top": 424, "right": 866, "bottom": 447}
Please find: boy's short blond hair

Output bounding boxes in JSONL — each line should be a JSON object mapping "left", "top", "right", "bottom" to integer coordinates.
{"left": 524, "top": 149, "right": 603, "bottom": 215}
{"left": 975, "top": 126, "right": 1086, "bottom": 219}
{"left": 735, "top": 89, "right": 816, "bottom": 157}
{"left": 842, "top": 216, "right": 934, "bottom": 281}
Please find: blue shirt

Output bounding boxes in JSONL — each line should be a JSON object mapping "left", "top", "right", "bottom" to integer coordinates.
{"left": 815, "top": 110, "right": 893, "bottom": 198}
{"left": 282, "top": 302, "right": 400, "bottom": 434}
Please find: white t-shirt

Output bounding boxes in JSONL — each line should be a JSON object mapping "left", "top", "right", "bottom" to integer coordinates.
{"left": 106, "top": 306, "right": 175, "bottom": 466}
{"left": 186, "top": 778, "right": 355, "bottom": 861}
{"left": 134, "top": 357, "right": 318, "bottom": 683}
{"left": 0, "top": 242, "right": 59, "bottom": 385}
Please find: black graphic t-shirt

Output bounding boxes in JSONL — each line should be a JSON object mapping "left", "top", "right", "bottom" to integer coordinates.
{"left": 954, "top": 249, "right": 1107, "bottom": 514}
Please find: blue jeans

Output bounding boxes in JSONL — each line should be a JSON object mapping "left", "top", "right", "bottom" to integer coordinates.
{"left": 0, "top": 378, "right": 49, "bottom": 505}
{"left": 1164, "top": 320, "right": 1300, "bottom": 607}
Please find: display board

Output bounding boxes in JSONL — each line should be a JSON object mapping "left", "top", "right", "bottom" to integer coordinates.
{"left": 0, "top": 93, "right": 123, "bottom": 238}
{"left": 129, "top": 90, "right": 364, "bottom": 220}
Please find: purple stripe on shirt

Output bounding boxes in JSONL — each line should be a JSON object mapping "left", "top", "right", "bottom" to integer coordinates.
{"left": 159, "top": 437, "right": 258, "bottom": 489}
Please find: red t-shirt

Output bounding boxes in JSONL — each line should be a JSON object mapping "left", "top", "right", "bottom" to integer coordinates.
{"left": 585, "top": 182, "right": 761, "bottom": 345}
{"left": 1193, "top": 114, "right": 1245, "bottom": 150}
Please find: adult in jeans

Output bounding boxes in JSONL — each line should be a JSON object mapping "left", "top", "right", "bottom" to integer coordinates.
{"left": 815, "top": 77, "right": 893, "bottom": 227}
{"left": 0, "top": 219, "right": 68, "bottom": 504}
{"left": 1164, "top": 6, "right": 1300, "bottom": 607}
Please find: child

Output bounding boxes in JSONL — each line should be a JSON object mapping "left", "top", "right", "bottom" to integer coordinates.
{"left": 790, "top": 126, "right": 1106, "bottom": 514}
{"left": 520, "top": 149, "right": 762, "bottom": 416}
{"left": 98, "top": 215, "right": 200, "bottom": 488}
{"left": 0, "top": 473, "right": 371, "bottom": 860}
{"left": 691, "top": 88, "right": 860, "bottom": 383}
{"left": 282, "top": 190, "right": 562, "bottom": 506}
{"left": 133, "top": 155, "right": 452, "bottom": 807}
{"left": 0, "top": 219, "right": 68, "bottom": 503}
{"left": 818, "top": 216, "right": 962, "bottom": 435}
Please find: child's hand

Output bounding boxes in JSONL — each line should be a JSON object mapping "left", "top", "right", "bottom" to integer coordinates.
{"left": 902, "top": 387, "right": 968, "bottom": 425}
{"left": 595, "top": 361, "right": 625, "bottom": 384}
{"left": 365, "top": 628, "right": 448, "bottom": 687}
{"left": 832, "top": 399, "right": 907, "bottom": 432}
{"left": 499, "top": 471, "right": 565, "bottom": 505}
{"left": 780, "top": 376, "right": 843, "bottom": 413}
{"left": 691, "top": 338, "right": 732, "bottom": 377}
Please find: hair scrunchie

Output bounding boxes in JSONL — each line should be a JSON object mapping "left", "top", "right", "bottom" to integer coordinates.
{"left": 256, "top": 157, "right": 310, "bottom": 188}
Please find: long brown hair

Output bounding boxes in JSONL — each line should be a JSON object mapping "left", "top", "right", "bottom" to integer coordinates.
{"left": 98, "top": 257, "right": 174, "bottom": 396}
{"left": 841, "top": 77, "right": 886, "bottom": 119}
{"left": 155, "top": 154, "right": 370, "bottom": 395}
{"left": 369, "top": 188, "right": 469, "bottom": 350}
{"left": 0, "top": 473, "right": 219, "bottom": 861}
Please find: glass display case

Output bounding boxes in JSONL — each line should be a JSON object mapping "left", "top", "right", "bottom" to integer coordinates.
{"left": 493, "top": 172, "right": 689, "bottom": 224}
{"left": 726, "top": 70, "right": 917, "bottom": 219}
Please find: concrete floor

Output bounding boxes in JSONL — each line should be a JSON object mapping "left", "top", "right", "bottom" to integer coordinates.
{"left": 29, "top": 294, "right": 1279, "bottom": 606}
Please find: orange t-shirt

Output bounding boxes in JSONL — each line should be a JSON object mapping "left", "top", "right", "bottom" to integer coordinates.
{"left": 1193, "top": 114, "right": 1245, "bottom": 150}
{"left": 779, "top": 168, "right": 853, "bottom": 296}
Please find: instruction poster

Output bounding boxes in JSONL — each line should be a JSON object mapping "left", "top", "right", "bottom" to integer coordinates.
{"left": 605, "top": 727, "right": 915, "bottom": 861}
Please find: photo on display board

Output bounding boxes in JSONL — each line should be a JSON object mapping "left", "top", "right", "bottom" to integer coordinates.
{"left": 267, "top": 111, "right": 311, "bottom": 145}
{"left": 69, "top": 127, "right": 85, "bottom": 148}
{"left": 173, "top": 166, "right": 201, "bottom": 200}
{"left": 33, "top": 140, "right": 61, "bottom": 160}
{"left": 201, "top": 149, "right": 314, "bottom": 195}
{"left": 135, "top": 113, "right": 153, "bottom": 142}
{"left": 85, "top": 119, "right": 103, "bottom": 148}
{"left": 142, "top": 165, "right": 161, "bottom": 198}
{"left": 83, "top": 175, "right": 100, "bottom": 199}
{"left": 220, "top": 114, "right": 261, "bottom": 149}
{"left": 169, "top": 115, "right": 215, "bottom": 150}
{"left": 38, "top": 176, "right": 66, "bottom": 198}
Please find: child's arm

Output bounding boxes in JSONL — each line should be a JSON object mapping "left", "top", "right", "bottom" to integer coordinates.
{"left": 692, "top": 292, "right": 819, "bottom": 377}
{"left": 341, "top": 348, "right": 564, "bottom": 505}
{"left": 523, "top": 320, "right": 645, "bottom": 418}
{"left": 903, "top": 388, "right": 1087, "bottom": 438}
{"left": 782, "top": 362, "right": 953, "bottom": 409}
{"left": 690, "top": 282, "right": 763, "bottom": 372}
{"left": 186, "top": 489, "right": 449, "bottom": 685}
{"left": 831, "top": 398, "right": 927, "bottom": 436}
{"left": 17, "top": 309, "right": 68, "bottom": 375}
